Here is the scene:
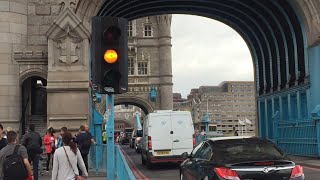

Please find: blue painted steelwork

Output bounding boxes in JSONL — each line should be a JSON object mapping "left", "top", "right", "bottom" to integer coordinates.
{"left": 135, "top": 112, "right": 142, "bottom": 130}
{"left": 201, "top": 113, "right": 210, "bottom": 133}
{"left": 115, "top": 145, "right": 136, "bottom": 180}
{"left": 93, "top": 109, "right": 103, "bottom": 174}
{"left": 275, "top": 119, "right": 318, "bottom": 157}
{"left": 287, "top": 0, "right": 310, "bottom": 77}
{"left": 150, "top": 86, "right": 157, "bottom": 102}
{"left": 106, "top": 95, "right": 115, "bottom": 180}
{"left": 254, "top": 1, "right": 289, "bottom": 89}
{"left": 89, "top": 145, "right": 137, "bottom": 179}
{"left": 309, "top": 45, "right": 320, "bottom": 110}
{"left": 271, "top": 0, "right": 299, "bottom": 81}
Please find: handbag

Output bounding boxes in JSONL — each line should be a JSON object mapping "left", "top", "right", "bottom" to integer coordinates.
{"left": 63, "top": 146, "right": 82, "bottom": 180}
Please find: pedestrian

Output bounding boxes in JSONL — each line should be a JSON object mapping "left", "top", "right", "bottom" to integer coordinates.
{"left": 75, "top": 125, "right": 95, "bottom": 175}
{"left": 44, "top": 127, "right": 56, "bottom": 172}
{"left": 22, "top": 124, "right": 42, "bottom": 180}
{"left": 0, "top": 131, "right": 33, "bottom": 180}
{"left": 84, "top": 124, "right": 96, "bottom": 144}
{"left": 56, "top": 127, "right": 68, "bottom": 149}
{"left": 51, "top": 131, "right": 88, "bottom": 180}
{"left": 0, "top": 124, "right": 7, "bottom": 150}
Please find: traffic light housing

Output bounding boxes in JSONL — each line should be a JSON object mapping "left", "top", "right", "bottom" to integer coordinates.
{"left": 91, "top": 16, "right": 128, "bottom": 94}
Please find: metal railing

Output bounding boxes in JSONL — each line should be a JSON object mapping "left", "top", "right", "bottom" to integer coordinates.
{"left": 273, "top": 119, "right": 319, "bottom": 157}
{"left": 88, "top": 144, "right": 136, "bottom": 179}
{"left": 116, "top": 145, "right": 136, "bottom": 180}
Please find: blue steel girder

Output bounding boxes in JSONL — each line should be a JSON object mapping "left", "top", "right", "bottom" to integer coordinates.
{"left": 271, "top": 1, "right": 299, "bottom": 83}
{"left": 254, "top": 0, "right": 289, "bottom": 91}
{"left": 97, "top": 0, "right": 306, "bottom": 95}
{"left": 286, "top": 0, "right": 309, "bottom": 77}
{"left": 272, "top": 1, "right": 298, "bottom": 86}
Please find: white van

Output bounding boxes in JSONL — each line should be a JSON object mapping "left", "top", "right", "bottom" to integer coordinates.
{"left": 141, "top": 110, "right": 195, "bottom": 168}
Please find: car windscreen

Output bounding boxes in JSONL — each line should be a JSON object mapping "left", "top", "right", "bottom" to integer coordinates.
{"left": 213, "top": 139, "right": 284, "bottom": 164}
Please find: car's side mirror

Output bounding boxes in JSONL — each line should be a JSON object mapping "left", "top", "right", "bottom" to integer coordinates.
{"left": 181, "top": 152, "right": 190, "bottom": 159}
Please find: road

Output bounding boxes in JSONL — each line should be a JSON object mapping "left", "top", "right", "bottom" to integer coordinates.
{"left": 122, "top": 145, "right": 179, "bottom": 180}
{"left": 122, "top": 145, "right": 320, "bottom": 180}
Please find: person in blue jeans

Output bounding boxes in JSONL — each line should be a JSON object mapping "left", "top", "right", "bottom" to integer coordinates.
{"left": 22, "top": 124, "right": 42, "bottom": 180}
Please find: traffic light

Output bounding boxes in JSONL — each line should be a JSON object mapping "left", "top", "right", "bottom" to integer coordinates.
{"left": 91, "top": 16, "right": 128, "bottom": 94}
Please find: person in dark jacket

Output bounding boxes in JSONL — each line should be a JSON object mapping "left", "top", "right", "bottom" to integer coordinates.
{"left": 22, "top": 124, "right": 42, "bottom": 180}
{"left": 75, "top": 125, "right": 96, "bottom": 175}
{"left": 0, "top": 124, "right": 7, "bottom": 151}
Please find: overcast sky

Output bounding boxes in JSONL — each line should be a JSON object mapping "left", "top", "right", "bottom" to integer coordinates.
{"left": 171, "top": 14, "right": 254, "bottom": 98}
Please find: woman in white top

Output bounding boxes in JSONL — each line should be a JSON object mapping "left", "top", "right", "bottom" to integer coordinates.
{"left": 51, "top": 131, "right": 88, "bottom": 180}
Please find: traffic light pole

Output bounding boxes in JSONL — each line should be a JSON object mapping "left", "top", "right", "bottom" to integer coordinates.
{"left": 106, "top": 94, "right": 115, "bottom": 180}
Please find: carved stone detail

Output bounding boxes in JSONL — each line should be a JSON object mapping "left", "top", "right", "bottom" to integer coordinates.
{"left": 58, "top": 0, "right": 79, "bottom": 12}
{"left": 46, "top": 7, "right": 90, "bottom": 71}
{"left": 55, "top": 26, "right": 81, "bottom": 65}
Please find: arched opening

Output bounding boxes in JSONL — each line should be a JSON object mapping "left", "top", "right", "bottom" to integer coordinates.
{"left": 90, "top": 0, "right": 317, "bottom": 156}
{"left": 21, "top": 76, "right": 47, "bottom": 136}
{"left": 97, "top": 0, "right": 307, "bottom": 94}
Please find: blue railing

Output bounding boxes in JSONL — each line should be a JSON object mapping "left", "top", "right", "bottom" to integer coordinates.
{"left": 273, "top": 119, "right": 319, "bottom": 157}
{"left": 88, "top": 144, "right": 136, "bottom": 180}
{"left": 116, "top": 145, "right": 136, "bottom": 180}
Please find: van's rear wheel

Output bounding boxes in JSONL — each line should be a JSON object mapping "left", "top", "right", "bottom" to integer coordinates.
{"left": 141, "top": 153, "right": 146, "bottom": 165}
{"left": 146, "top": 155, "right": 153, "bottom": 169}
{"left": 146, "top": 160, "right": 153, "bottom": 169}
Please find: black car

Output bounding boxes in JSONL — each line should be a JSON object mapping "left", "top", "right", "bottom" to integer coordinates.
{"left": 180, "top": 136, "right": 304, "bottom": 180}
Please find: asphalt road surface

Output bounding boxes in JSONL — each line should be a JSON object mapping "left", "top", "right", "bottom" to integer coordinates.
{"left": 121, "top": 145, "right": 320, "bottom": 180}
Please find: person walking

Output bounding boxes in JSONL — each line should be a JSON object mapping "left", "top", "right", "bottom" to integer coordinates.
{"left": 75, "top": 125, "right": 95, "bottom": 175}
{"left": 22, "top": 124, "right": 42, "bottom": 180}
{"left": 84, "top": 124, "right": 96, "bottom": 144}
{"left": 0, "top": 124, "right": 7, "bottom": 150}
{"left": 0, "top": 131, "right": 33, "bottom": 180}
{"left": 51, "top": 131, "right": 88, "bottom": 180}
{"left": 56, "top": 127, "right": 67, "bottom": 149}
{"left": 44, "top": 127, "right": 56, "bottom": 172}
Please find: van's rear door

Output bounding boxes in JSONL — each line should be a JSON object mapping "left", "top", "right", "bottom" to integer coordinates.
{"left": 150, "top": 113, "right": 172, "bottom": 155}
{"left": 171, "top": 113, "right": 194, "bottom": 155}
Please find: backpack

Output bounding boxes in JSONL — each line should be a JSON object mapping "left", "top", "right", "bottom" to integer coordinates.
{"left": 3, "top": 145, "right": 28, "bottom": 180}
{"left": 80, "top": 133, "right": 92, "bottom": 151}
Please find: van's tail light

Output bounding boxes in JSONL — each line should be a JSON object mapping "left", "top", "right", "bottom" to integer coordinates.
{"left": 148, "top": 136, "right": 152, "bottom": 150}
{"left": 290, "top": 165, "right": 304, "bottom": 178}
{"left": 192, "top": 134, "right": 196, "bottom": 147}
{"left": 215, "top": 167, "right": 240, "bottom": 180}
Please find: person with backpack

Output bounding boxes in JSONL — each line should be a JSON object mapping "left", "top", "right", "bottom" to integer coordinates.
{"left": 75, "top": 125, "right": 95, "bottom": 175}
{"left": 22, "top": 124, "right": 42, "bottom": 180}
{"left": 51, "top": 131, "right": 88, "bottom": 180}
{"left": 0, "top": 131, "right": 33, "bottom": 180}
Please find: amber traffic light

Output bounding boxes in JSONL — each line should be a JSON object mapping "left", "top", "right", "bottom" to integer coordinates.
{"left": 104, "top": 49, "right": 118, "bottom": 63}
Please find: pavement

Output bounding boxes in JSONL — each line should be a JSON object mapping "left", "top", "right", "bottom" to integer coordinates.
{"left": 38, "top": 170, "right": 107, "bottom": 180}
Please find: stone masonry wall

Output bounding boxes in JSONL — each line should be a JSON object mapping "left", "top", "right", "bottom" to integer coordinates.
{"left": 0, "top": 0, "right": 28, "bottom": 131}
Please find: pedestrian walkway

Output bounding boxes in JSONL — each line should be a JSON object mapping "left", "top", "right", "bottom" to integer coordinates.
{"left": 38, "top": 170, "right": 107, "bottom": 180}
{"left": 289, "top": 155, "right": 320, "bottom": 169}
